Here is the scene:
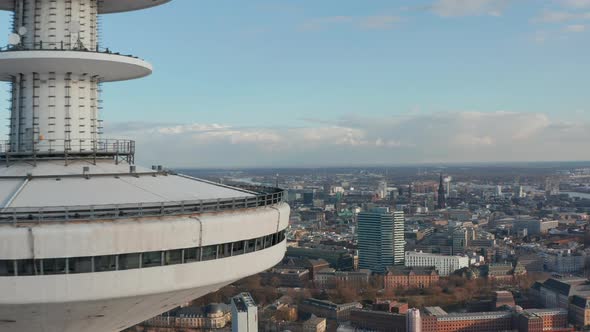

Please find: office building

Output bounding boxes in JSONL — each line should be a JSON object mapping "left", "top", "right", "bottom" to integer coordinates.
{"left": 569, "top": 295, "right": 590, "bottom": 328}
{"left": 544, "top": 251, "right": 586, "bottom": 274}
{"left": 377, "top": 180, "right": 388, "bottom": 199}
{"left": 419, "top": 307, "right": 570, "bottom": 332}
{"left": 358, "top": 208, "right": 403, "bottom": 273}
{"left": 405, "top": 252, "right": 469, "bottom": 277}
{"left": 299, "top": 299, "right": 362, "bottom": 323}
{"left": 384, "top": 266, "right": 439, "bottom": 290}
{"left": 531, "top": 277, "right": 590, "bottom": 310}
{"left": 313, "top": 268, "right": 370, "bottom": 289}
{"left": 231, "top": 293, "right": 258, "bottom": 332}
{"left": 350, "top": 309, "right": 406, "bottom": 332}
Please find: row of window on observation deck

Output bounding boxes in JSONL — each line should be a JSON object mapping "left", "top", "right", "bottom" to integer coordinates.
{"left": 0, "top": 230, "right": 286, "bottom": 277}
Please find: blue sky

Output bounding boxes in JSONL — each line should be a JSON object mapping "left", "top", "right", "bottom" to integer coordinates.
{"left": 1, "top": 0, "right": 590, "bottom": 167}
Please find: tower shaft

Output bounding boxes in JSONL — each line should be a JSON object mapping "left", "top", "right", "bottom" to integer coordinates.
{"left": 9, "top": 0, "right": 100, "bottom": 154}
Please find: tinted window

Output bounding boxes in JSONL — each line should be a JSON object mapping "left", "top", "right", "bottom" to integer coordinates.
{"left": 232, "top": 240, "right": 245, "bottom": 256}
{"left": 42, "top": 258, "right": 66, "bottom": 275}
{"left": 246, "top": 239, "right": 256, "bottom": 253}
{"left": 119, "top": 253, "right": 140, "bottom": 270}
{"left": 184, "top": 248, "right": 200, "bottom": 263}
{"left": 142, "top": 251, "right": 162, "bottom": 268}
{"left": 219, "top": 243, "right": 232, "bottom": 258}
{"left": 202, "top": 245, "right": 217, "bottom": 261}
{"left": 95, "top": 255, "right": 117, "bottom": 272}
{"left": 0, "top": 260, "right": 14, "bottom": 276}
{"left": 165, "top": 250, "right": 182, "bottom": 265}
{"left": 69, "top": 257, "right": 93, "bottom": 274}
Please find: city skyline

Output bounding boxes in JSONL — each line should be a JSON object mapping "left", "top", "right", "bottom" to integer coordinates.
{"left": 1, "top": 0, "right": 589, "bottom": 167}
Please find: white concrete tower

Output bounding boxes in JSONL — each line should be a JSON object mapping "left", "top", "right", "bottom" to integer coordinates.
{"left": 0, "top": 2, "right": 290, "bottom": 332}
{"left": 0, "top": 0, "right": 157, "bottom": 156}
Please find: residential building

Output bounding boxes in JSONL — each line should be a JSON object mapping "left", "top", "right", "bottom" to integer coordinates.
{"left": 302, "top": 316, "right": 326, "bottom": 332}
{"left": 393, "top": 211, "right": 406, "bottom": 265}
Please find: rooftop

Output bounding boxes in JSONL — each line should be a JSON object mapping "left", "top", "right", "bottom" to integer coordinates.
{"left": 0, "top": 160, "right": 285, "bottom": 223}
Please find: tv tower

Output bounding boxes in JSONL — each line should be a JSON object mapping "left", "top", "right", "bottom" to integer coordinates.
{"left": 0, "top": 1, "right": 290, "bottom": 331}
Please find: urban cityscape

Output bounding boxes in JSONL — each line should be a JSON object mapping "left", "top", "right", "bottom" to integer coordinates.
{"left": 124, "top": 163, "right": 590, "bottom": 331}
{"left": 0, "top": 0, "right": 589, "bottom": 332}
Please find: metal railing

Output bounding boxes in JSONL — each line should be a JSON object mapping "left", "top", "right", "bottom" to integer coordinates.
{"left": 0, "top": 185, "right": 285, "bottom": 224}
{"left": 0, "top": 138, "right": 135, "bottom": 165}
{"left": 0, "top": 138, "right": 134, "bottom": 155}
{"left": 0, "top": 41, "right": 140, "bottom": 59}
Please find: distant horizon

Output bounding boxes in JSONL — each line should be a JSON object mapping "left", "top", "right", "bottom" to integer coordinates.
{"left": 171, "top": 159, "right": 590, "bottom": 171}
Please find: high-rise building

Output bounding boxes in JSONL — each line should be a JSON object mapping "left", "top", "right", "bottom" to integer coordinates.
{"left": 358, "top": 208, "right": 394, "bottom": 273}
{"left": 437, "top": 174, "right": 446, "bottom": 210}
{"left": 495, "top": 185, "right": 503, "bottom": 197}
{"left": 0, "top": 1, "right": 289, "bottom": 331}
{"left": 393, "top": 211, "right": 406, "bottom": 265}
{"left": 513, "top": 185, "right": 526, "bottom": 198}
{"left": 444, "top": 176, "right": 452, "bottom": 197}
{"left": 407, "top": 308, "right": 422, "bottom": 332}
{"left": 357, "top": 208, "right": 405, "bottom": 272}
{"left": 377, "top": 180, "right": 388, "bottom": 200}
{"left": 231, "top": 293, "right": 258, "bottom": 332}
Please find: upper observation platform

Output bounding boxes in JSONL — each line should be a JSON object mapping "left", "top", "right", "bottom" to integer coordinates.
{"left": 0, "top": 49, "right": 152, "bottom": 82}
{"left": 0, "top": 0, "right": 171, "bottom": 14}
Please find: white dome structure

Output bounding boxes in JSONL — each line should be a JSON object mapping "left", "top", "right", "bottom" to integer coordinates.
{"left": 0, "top": 1, "right": 290, "bottom": 331}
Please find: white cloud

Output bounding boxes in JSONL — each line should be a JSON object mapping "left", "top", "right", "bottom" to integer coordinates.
{"left": 564, "top": 23, "right": 587, "bottom": 31}
{"left": 431, "top": 0, "right": 510, "bottom": 17}
{"left": 300, "top": 15, "right": 400, "bottom": 31}
{"left": 533, "top": 10, "right": 590, "bottom": 23}
{"left": 106, "top": 112, "right": 590, "bottom": 168}
{"left": 358, "top": 15, "right": 401, "bottom": 30}
{"left": 561, "top": 0, "right": 590, "bottom": 9}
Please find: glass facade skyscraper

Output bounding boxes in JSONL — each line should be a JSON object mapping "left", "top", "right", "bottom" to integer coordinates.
{"left": 358, "top": 207, "right": 405, "bottom": 273}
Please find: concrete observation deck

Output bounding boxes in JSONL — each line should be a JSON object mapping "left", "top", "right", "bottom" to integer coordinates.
{"left": 0, "top": 160, "right": 285, "bottom": 224}
{"left": 0, "top": 0, "right": 172, "bottom": 14}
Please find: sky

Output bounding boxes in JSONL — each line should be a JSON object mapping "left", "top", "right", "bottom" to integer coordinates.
{"left": 0, "top": 0, "right": 589, "bottom": 168}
